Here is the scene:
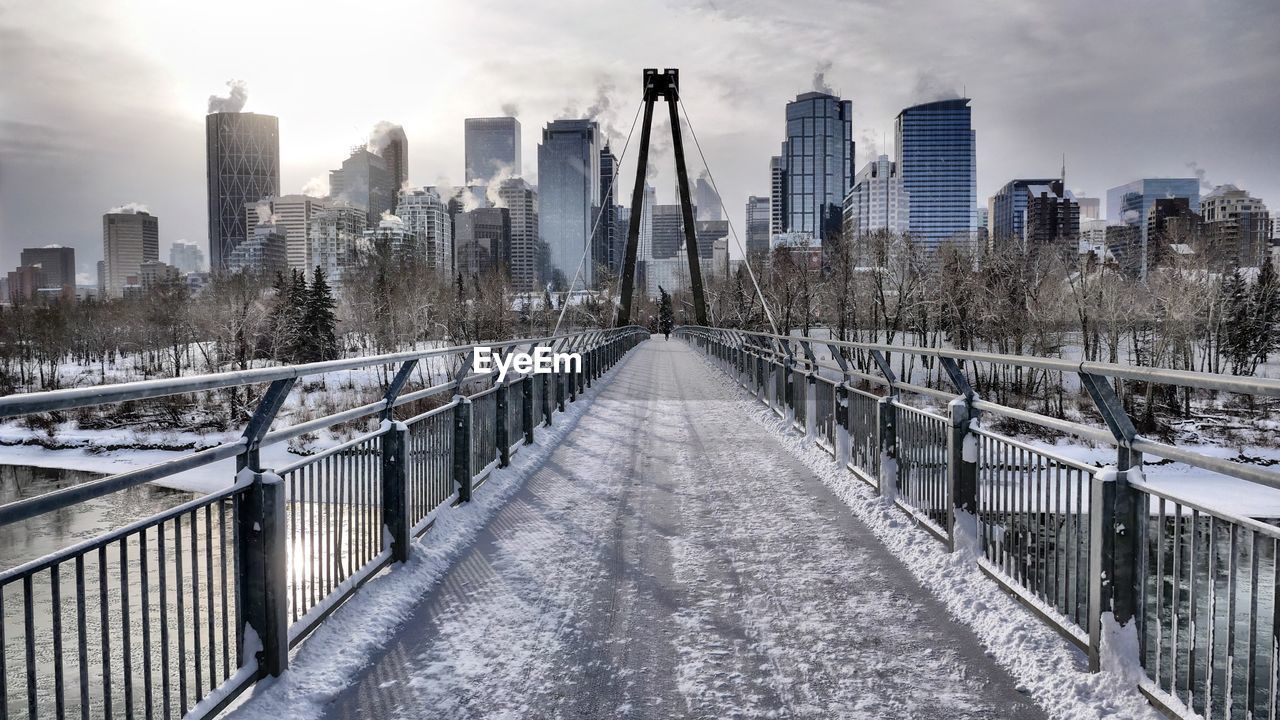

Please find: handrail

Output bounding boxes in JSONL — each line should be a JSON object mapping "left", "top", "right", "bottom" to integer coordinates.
{"left": 0, "top": 326, "right": 649, "bottom": 417}
{"left": 676, "top": 325, "right": 1280, "bottom": 397}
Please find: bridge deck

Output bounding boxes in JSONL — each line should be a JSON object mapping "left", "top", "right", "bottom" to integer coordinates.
{"left": 314, "top": 339, "right": 1044, "bottom": 719}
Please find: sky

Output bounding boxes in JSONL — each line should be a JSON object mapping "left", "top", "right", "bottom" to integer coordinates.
{"left": 1, "top": 0, "right": 1278, "bottom": 282}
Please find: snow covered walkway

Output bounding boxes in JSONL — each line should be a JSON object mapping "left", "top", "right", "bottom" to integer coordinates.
{"left": 250, "top": 339, "right": 1047, "bottom": 719}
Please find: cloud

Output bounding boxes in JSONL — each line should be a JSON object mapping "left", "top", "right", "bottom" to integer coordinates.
{"left": 207, "top": 79, "right": 248, "bottom": 114}
{"left": 910, "top": 70, "right": 961, "bottom": 104}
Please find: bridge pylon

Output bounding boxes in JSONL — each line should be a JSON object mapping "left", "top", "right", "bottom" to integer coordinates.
{"left": 615, "top": 68, "right": 708, "bottom": 327}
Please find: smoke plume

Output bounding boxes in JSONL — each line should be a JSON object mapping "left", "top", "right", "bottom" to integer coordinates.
{"left": 910, "top": 70, "right": 962, "bottom": 103}
{"left": 500, "top": 102, "right": 520, "bottom": 118}
{"left": 812, "top": 60, "right": 834, "bottom": 94}
{"left": 106, "top": 201, "right": 149, "bottom": 214}
{"left": 367, "top": 121, "right": 404, "bottom": 154}
{"left": 302, "top": 174, "right": 329, "bottom": 198}
{"left": 207, "top": 80, "right": 248, "bottom": 114}
{"left": 1186, "top": 161, "right": 1213, "bottom": 189}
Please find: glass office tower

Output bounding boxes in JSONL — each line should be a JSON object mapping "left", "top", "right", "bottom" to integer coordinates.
{"left": 1106, "top": 178, "right": 1199, "bottom": 278}
{"left": 537, "top": 119, "right": 601, "bottom": 289}
{"left": 895, "top": 98, "right": 976, "bottom": 250}
{"left": 782, "top": 92, "right": 853, "bottom": 242}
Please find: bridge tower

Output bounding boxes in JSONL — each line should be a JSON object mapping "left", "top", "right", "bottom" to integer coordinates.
{"left": 616, "top": 68, "right": 708, "bottom": 327}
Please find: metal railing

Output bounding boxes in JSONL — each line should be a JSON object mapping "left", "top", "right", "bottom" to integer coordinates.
{"left": 0, "top": 326, "right": 648, "bottom": 718}
{"left": 679, "top": 325, "right": 1280, "bottom": 720}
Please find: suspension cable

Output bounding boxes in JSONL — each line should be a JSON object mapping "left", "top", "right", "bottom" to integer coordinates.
{"left": 553, "top": 98, "right": 645, "bottom": 334}
{"left": 677, "top": 98, "right": 780, "bottom": 336}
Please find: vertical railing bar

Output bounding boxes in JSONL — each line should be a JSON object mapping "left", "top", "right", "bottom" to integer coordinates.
{"left": 204, "top": 506, "right": 216, "bottom": 690}
{"left": 157, "top": 522, "right": 170, "bottom": 720}
{"left": 1247, "top": 529, "right": 1261, "bottom": 715}
{"left": 50, "top": 566, "right": 65, "bottom": 720}
{"left": 0, "top": 582, "right": 7, "bottom": 720}
{"left": 24, "top": 575, "right": 37, "bottom": 720}
{"left": 140, "top": 529, "right": 153, "bottom": 720}
{"left": 120, "top": 537, "right": 134, "bottom": 718}
{"left": 189, "top": 509, "right": 203, "bottom": 701}
{"left": 1225, "top": 522, "right": 1238, "bottom": 713}
{"left": 174, "top": 515, "right": 187, "bottom": 715}
{"left": 1205, "top": 514, "right": 1217, "bottom": 715}
{"left": 1188, "top": 507, "right": 1200, "bottom": 708}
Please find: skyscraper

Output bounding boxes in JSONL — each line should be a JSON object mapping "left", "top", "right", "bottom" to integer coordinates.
{"left": 1106, "top": 178, "right": 1199, "bottom": 278}
{"left": 245, "top": 194, "right": 328, "bottom": 272}
{"left": 226, "top": 224, "right": 287, "bottom": 276}
{"left": 497, "top": 178, "right": 540, "bottom": 291}
{"left": 895, "top": 98, "right": 977, "bottom": 250}
{"left": 206, "top": 111, "right": 280, "bottom": 270}
{"left": 465, "top": 117, "right": 522, "bottom": 184}
{"left": 330, "top": 148, "right": 394, "bottom": 229}
{"left": 371, "top": 125, "right": 408, "bottom": 213}
{"left": 745, "top": 196, "right": 771, "bottom": 256}
{"left": 19, "top": 246, "right": 75, "bottom": 291}
{"left": 1022, "top": 181, "right": 1080, "bottom": 251}
{"left": 455, "top": 207, "right": 511, "bottom": 278}
{"left": 769, "top": 156, "right": 785, "bottom": 237}
{"left": 168, "top": 241, "right": 205, "bottom": 274}
{"left": 650, "top": 205, "right": 684, "bottom": 260}
{"left": 1201, "top": 184, "right": 1271, "bottom": 268}
{"left": 842, "top": 155, "right": 909, "bottom": 241}
{"left": 397, "top": 188, "right": 454, "bottom": 276}
{"left": 103, "top": 209, "right": 159, "bottom": 298}
{"left": 537, "top": 119, "right": 601, "bottom": 289}
{"left": 781, "top": 92, "right": 853, "bottom": 242}
{"left": 694, "top": 175, "right": 723, "bottom": 221}
{"left": 309, "top": 204, "right": 367, "bottom": 288}
{"left": 991, "top": 178, "right": 1059, "bottom": 245}
{"left": 596, "top": 145, "right": 620, "bottom": 280}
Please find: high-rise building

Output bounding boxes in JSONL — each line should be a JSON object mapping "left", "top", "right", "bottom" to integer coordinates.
{"left": 842, "top": 155, "right": 909, "bottom": 241}
{"left": 139, "top": 260, "right": 181, "bottom": 289}
{"left": 596, "top": 145, "right": 620, "bottom": 280}
{"left": 330, "top": 148, "right": 394, "bottom": 229}
{"left": 309, "top": 204, "right": 367, "bottom": 288}
{"left": 1201, "top": 184, "right": 1271, "bottom": 268}
{"left": 781, "top": 92, "right": 853, "bottom": 242}
{"left": 746, "top": 196, "right": 771, "bottom": 256}
{"left": 465, "top": 117, "right": 522, "bottom": 184}
{"left": 694, "top": 220, "right": 728, "bottom": 261}
{"left": 245, "top": 194, "right": 328, "bottom": 272}
{"left": 711, "top": 237, "right": 730, "bottom": 280}
{"left": 1105, "top": 224, "right": 1143, "bottom": 276}
{"left": 397, "top": 188, "right": 454, "bottom": 275}
{"left": 6, "top": 265, "right": 42, "bottom": 303}
{"left": 769, "top": 156, "right": 785, "bottom": 236}
{"left": 640, "top": 184, "right": 656, "bottom": 261}
{"left": 537, "top": 119, "right": 601, "bottom": 289}
{"left": 364, "top": 214, "right": 420, "bottom": 264}
{"left": 19, "top": 246, "right": 75, "bottom": 291}
{"left": 650, "top": 205, "right": 685, "bottom": 260}
{"left": 372, "top": 126, "right": 408, "bottom": 213}
{"left": 1106, "top": 178, "right": 1200, "bottom": 278}
{"left": 206, "top": 111, "right": 280, "bottom": 269}
{"left": 497, "top": 178, "right": 539, "bottom": 291}
{"left": 991, "top": 178, "right": 1059, "bottom": 245}
{"left": 103, "top": 209, "right": 159, "bottom": 298}
{"left": 168, "top": 241, "right": 205, "bottom": 274}
{"left": 895, "top": 98, "right": 977, "bottom": 250}
{"left": 694, "top": 175, "right": 723, "bottom": 221}
{"left": 455, "top": 207, "right": 511, "bottom": 278}
{"left": 1023, "top": 181, "right": 1080, "bottom": 251}
{"left": 227, "top": 224, "right": 288, "bottom": 276}
{"left": 1077, "top": 196, "right": 1102, "bottom": 221}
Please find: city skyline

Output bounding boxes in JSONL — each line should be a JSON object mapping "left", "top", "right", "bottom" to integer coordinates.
{"left": 2, "top": 0, "right": 1278, "bottom": 279}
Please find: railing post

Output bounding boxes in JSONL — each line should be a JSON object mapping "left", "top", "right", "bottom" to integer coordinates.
{"left": 804, "top": 370, "right": 817, "bottom": 440}
{"left": 381, "top": 421, "right": 411, "bottom": 562}
{"left": 947, "top": 398, "right": 979, "bottom": 553}
{"left": 495, "top": 381, "right": 510, "bottom": 468}
{"left": 1079, "top": 371, "right": 1145, "bottom": 672}
{"left": 452, "top": 396, "right": 473, "bottom": 502}
{"left": 236, "top": 471, "right": 288, "bottom": 677}
{"left": 877, "top": 396, "right": 898, "bottom": 499}
{"left": 522, "top": 375, "right": 535, "bottom": 444}
{"left": 543, "top": 372, "right": 555, "bottom": 425}
{"left": 835, "top": 381, "right": 851, "bottom": 469}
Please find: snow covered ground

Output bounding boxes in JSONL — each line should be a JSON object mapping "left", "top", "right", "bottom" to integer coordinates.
{"left": 228, "top": 339, "right": 1161, "bottom": 719}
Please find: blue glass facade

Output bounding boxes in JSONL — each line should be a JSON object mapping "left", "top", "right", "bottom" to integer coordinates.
{"left": 895, "top": 99, "right": 976, "bottom": 249}
{"left": 537, "top": 119, "right": 601, "bottom": 289}
{"left": 991, "top": 178, "right": 1056, "bottom": 243}
{"left": 782, "top": 92, "right": 853, "bottom": 242}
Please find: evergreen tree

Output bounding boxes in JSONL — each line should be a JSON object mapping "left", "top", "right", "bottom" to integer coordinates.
{"left": 1251, "top": 260, "right": 1279, "bottom": 369}
{"left": 1220, "top": 269, "right": 1253, "bottom": 375}
{"left": 303, "top": 266, "right": 339, "bottom": 362}
{"left": 658, "top": 286, "right": 674, "bottom": 336}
